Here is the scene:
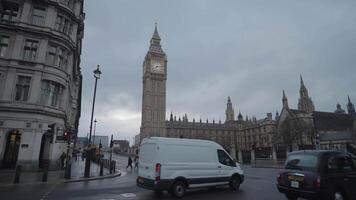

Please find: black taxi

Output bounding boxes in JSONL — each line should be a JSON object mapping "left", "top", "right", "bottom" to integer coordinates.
{"left": 277, "top": 150, "right": 356, "bottom": 200}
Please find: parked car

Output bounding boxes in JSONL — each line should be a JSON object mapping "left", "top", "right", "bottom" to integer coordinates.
{"left": 136, "top": 137, "right": 244, "bottom": 197}
{"left": 277, "top": 150, "right": 356, "bottom": 200}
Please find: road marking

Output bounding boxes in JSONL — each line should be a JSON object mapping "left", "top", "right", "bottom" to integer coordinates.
{"left": 120, "top": 193, "right": 136, "bottom": 198}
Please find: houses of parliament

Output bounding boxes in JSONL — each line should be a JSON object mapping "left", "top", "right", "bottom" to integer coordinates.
{"left": 140, "top": 25, "right": 356, "bottom": 162}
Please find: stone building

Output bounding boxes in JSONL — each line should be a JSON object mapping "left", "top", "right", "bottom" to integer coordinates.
{"left": 276, "top": 77, "right": 356, "bottom": 153}
{"left": 140, "top": 26, "right": 356, "bottom": 163}
{"left": 139, "top": 25, "right": 279, "bottom": 162}
{"left": 112, "top": 140, "right": 130, "bottom": 153}
{"left": 140, "top": 24, "right": 167, "bottom": 140}
{"left": 0, "top": 0, "right": 84, "bottom": 170}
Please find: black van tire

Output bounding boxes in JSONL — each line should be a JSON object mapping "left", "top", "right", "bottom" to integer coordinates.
{"left": 229, "top": 175, "right": 241, "bottom": 191}
{"left": 171, "top": 181, "right": 186, "bottom": 198}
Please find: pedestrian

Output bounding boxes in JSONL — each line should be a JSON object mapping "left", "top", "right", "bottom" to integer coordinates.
{"left": 134, "top": 156, "right": 139, "bottom": 170}
{"left": 81, "top": 151, "right": 85, "bottom": 161}
{"left": 126, "top": 156, "right": 133, "bottom": 170}
{"left": 60, "top": 152, "right": 66, "bottom": 169}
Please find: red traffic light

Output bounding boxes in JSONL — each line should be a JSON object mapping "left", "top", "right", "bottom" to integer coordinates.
{"left": 63, "top": 130, "right": 70, "bottom": 140}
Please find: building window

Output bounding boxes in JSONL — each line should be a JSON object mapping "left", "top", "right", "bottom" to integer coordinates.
{"left": 31, "top": 6, "right": 46, "bottom": 26}
{"left": 23, "top": 39, "right": 39, "bottom": 61}
{"left": 55, "top": 15, "right": 72, "bottom": 35}
{"left": 59, "top": 0, "right": 74, "bottom": 9}
{"left": 0, "top": 35, "right": 10, "bottom": 57}
{"left": 15, "top": 76, "right": 31, "bottom": 101}
{"left": 40, "top": 80, "right": 63, "bottom": 107}
{"left": 46, "top": 44, "right": 68, "bottom": 69}
{"left": 1, "top": 2, "right": 19, "bottom": 21}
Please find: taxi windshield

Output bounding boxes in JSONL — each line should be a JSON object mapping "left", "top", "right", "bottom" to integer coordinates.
{"left": 285, "top": 154, "right": 318, "bottom": 171}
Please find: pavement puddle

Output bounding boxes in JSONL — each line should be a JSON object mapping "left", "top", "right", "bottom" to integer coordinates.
{"left": 120, "top": 193, "right": 136, "bottom": 198}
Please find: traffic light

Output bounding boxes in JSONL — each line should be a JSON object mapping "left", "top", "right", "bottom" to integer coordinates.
{"left": 63, "top": 130, "right": 71, "bottom": 142}
{"left": 47, "top": 124, "right": 55, "bottom": 143}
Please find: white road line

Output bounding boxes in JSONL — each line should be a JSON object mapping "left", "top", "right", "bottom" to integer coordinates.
{"left": 120, "top": 193, "right": 136, "bottom": 198}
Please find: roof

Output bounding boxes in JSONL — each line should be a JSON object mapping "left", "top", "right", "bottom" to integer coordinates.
{"left": 289, "top": 150, "right": 346, "bottom": 156}
{"left": 313, "top": 111, "right": 354, "bottom": 131}
{"left": 143, "top": 137, "right": 221, "bottom": 147}
{"left": 289, "top": 109, "right": 305, "bottom": 115}
{"left": 152, "top": 24, "right": 161, "bottom": 40}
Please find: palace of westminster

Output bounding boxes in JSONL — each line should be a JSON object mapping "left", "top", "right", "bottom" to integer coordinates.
{"left": 140, "top": 25, "right": 356, "bottom": 162}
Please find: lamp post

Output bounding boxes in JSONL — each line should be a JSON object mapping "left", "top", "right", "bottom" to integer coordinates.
{"left": 84, "top": 65, "right": 102, "bottom": 178}
{"left": 93, "top": 119, "right": 97, "bottom": 146}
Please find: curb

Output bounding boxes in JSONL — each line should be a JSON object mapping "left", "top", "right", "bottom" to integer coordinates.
{"left": 63, "top": 171, "right": 122, "bottom": 183}
{"left": 0, "top": 171, "right": 122, "bottom": 187}
{"left": 251, "top": 165, "right": 283, "bottom": 169}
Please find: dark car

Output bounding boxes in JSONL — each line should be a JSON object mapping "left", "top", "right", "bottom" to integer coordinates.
{"left": 277, "top": 150, "right": 356, "bottom": 200}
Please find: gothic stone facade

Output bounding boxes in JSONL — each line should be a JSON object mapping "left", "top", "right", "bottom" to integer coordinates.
{"left": 140, "top": 26, "right": 279, "bottom": 160}
{"left": 0, "top": 0, "right": 84, "bottom": 170}
{"left": 276, "top": 77, "right": 356, "bottom": 154}
{"left": 140, "top": 27, "right": 356, "bottom": 162}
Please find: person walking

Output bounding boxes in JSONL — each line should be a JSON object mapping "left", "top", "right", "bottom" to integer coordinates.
{"left": 134, "top": 156, "right": 139, "bottom": 170}
{"left": 60, "top": 152, "right": 66, "bottom": 169}
{"left": 126, "top": 156, "right": 133, "bottom": 170}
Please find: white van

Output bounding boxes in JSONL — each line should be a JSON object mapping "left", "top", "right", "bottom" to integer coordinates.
{"left": 136, "top": 137, "right": 244, "bottom": 197}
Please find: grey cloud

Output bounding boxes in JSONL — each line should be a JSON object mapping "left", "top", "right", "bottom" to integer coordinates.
{"left": 78, "top": 0, "right": 356, "bottom": 144}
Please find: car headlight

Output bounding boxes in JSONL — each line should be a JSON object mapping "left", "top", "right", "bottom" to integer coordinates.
{"left": 236, "top": 162, "right": 242, "bottom": 170}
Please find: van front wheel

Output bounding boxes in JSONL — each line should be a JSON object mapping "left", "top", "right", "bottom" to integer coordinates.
{"left": 171, "top": 181, "right": 186, "bottom": 198}
{"left": 229, "top": 176, "right": 241, "bottom": 191}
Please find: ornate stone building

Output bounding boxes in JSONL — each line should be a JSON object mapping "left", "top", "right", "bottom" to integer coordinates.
{"left": 0, "top": 0, "right": 84, "bottom": 170}
{"left": 276, "top": 77, "right": 356, "bottom": 154}
{"left": 140, "top": 26, "right": 279, "bottom": 162}
{"left": 140, "top": 24, "right": 167, "bottom": 140}
{"left": 140, "top": 26, "right": 356, "bottom": 163}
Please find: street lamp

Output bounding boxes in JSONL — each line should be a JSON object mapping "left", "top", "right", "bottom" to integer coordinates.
{"left": 84, "top": 65, "right": 102, "bottom": 178}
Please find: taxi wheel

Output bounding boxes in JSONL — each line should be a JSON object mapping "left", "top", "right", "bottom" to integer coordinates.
{"left": 286, "top": 194, "right": 297, "bottom": 200}
{"left": 154, "top": 190, "right": 162, "bottom": 196}
{"left": 333, "top": 191, "right": 344, "bottom": 200}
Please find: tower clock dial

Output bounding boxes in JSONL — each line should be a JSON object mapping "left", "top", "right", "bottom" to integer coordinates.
{"left": 151, "top": 60, "right": 164, "bottom": 73}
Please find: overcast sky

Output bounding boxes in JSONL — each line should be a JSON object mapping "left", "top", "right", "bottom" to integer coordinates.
{"left": 79, "top": 0, "right": 356, "bottom": 144}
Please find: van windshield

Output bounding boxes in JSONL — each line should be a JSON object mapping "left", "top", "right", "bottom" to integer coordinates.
{"left": 139, "top": 143, "right": 157, "bottom": 164}
{"left": 285, "top": 154, "right": 318, "bottom": 171}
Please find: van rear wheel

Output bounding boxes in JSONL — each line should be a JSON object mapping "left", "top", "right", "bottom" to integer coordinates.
{"left": 229, "top": 176, "right": 241, "bottom": 191}
{"left": 171, "top": 181, "right": 186, "bottom": 198}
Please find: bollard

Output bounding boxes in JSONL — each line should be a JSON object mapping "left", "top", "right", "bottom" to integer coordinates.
{"left": 100, "top": 161, "right": 104, "bottom": 176}
{"left": 14, "top": 165, "right": 21, "bottom": 184}
{"left": 42, "top": 165, "right": 49, "bottom": 182}
{"left": 110, "top": 161, "right": 113, "bottom": 174}
{"left": 67, "top": 163, "right": 71, "bottom": 179}
{"left": 113, "top": 161, "right": 116, "bottom": 172}
{"left": 65, "top": 163, "right": 71, "bottom": 179}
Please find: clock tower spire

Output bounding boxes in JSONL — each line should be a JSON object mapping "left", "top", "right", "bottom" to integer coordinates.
{"left": 140, "top": 24, "right": 167, "bottom": 142}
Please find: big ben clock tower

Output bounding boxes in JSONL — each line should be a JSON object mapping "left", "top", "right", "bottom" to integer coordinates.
{"left": 140, "top": 24, "right": 167, "bottom": 141}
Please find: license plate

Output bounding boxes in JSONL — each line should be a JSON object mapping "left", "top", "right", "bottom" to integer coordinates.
{"left": 290, "top": 181, "right": 299, "bottom": 188}
{"left": 288, "top": 175, "right": 304, "bottom": 182}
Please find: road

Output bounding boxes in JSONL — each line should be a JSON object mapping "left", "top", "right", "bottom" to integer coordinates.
{"left": 0, "top": 154, "right": 287, "bottom": 200}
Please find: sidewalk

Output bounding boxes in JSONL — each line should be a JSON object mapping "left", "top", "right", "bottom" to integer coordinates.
{"left": 0, "top": 159, "right": 120, "bottom": 186}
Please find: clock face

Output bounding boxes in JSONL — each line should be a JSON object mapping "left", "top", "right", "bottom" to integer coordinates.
{"left": 151, "top": 60, "right": 164, "bottom": 73}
